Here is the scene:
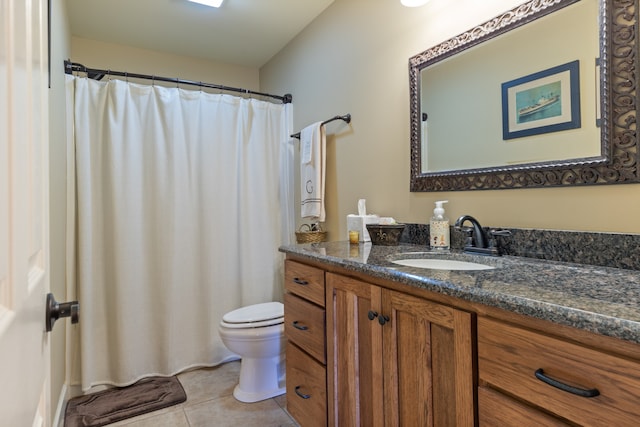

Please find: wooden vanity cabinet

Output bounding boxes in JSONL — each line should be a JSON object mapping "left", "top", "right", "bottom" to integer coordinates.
{"left": 284, "top": 260, "right": 327, "bottom": 427}
{"left": 478, "top": 317, "right": 640, "bottom": 426}
{"left": 285, "top": 255, "right": 640, "bottom": 426}
{"left": 326, "top": 272, "right": 475, "bottom": 427}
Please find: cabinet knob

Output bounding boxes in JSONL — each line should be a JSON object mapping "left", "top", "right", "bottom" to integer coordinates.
{"left": 367, "top": 311, "right": 389, "bottom": 325}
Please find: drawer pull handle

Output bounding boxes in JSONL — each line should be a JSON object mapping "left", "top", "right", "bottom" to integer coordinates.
{"left": 292, "top": 321, "right": 309, "bottom": 331}
{"left": 293, "top": 277, "right": 309, "bottom": 286}
{"left": 534, "top": 369, "right": 600, "bottom": 398}
{"left": 295, "top": 385, "right": 311, "bottom": 399}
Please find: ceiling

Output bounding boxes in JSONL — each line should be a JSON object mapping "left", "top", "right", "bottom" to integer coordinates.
{"left": 65, "top": 0, "right": 335, "bottom": 68}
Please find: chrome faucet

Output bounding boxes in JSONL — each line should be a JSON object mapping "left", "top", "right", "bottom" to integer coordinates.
{"left": 454, "top": 215, "right": 510, "bottom": 256}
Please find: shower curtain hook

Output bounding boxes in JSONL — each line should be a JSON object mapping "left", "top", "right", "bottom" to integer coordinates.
{"left": 151, "top": 75, "right": 155, "bottom": 86}
{"left": 107, "top": 70, "right": 111, "bottom": 81}
{"left": 125, "top": 71, "right": 128, "bottom": 83}
{"left": 199, "top": 82, "right": 203, "bottom": 92}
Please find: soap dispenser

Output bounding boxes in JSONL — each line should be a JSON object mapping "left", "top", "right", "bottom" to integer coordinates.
{"left": 430, "top": 200, "right": 450, "bottom": 251}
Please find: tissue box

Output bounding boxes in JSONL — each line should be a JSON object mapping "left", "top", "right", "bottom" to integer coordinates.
{"left": 347, "top": 214, "right": 379, "bottom": 242}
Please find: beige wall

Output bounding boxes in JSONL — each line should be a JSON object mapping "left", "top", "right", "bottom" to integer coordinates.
{"left": 261, "top": 0, "right": 640, "bottom": 238}
{"left": 70, "top": 37, "right": 260, "bottom": 91}
{"left": 424, "top": 0, "right": 599, "bottom": 172}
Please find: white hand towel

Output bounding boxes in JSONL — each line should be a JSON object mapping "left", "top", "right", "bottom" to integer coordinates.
{"left": 300, "top": 122, "right": 326, "bottom": 222}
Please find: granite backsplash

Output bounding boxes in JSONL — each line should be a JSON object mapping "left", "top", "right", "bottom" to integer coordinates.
{"left": 400, "top": 224, "right": 640, "bottom": 271}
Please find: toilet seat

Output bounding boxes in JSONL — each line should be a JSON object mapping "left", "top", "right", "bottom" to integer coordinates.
{"left": 221, "top": 302, "right": 284, "bottom": 329}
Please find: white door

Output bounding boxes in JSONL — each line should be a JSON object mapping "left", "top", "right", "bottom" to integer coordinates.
{"left": 0, "top": 0, "right": 51, "bottom": 425}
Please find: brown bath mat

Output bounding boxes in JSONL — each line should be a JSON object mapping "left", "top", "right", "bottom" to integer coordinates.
{"left": 64, "top": 376, "right": 187, "bottom": 427}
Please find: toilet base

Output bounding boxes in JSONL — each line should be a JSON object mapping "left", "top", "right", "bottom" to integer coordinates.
{"left": 233, "top": 354, "right": 286, "bottom": 403}
{"left": 233, "top": 383, "right": 286, "bottom": 403}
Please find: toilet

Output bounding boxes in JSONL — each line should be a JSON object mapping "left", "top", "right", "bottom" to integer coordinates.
{"left": 218, "top": 302, "right": 286, "bottom": 403}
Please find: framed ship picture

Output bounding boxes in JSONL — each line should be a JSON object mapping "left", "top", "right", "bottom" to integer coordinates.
{"left": 502, "top": 60, "right": 581, "bottom": 140}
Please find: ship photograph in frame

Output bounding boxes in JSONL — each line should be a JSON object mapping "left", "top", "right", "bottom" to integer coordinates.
{"left": 502, "top": 60, "right": 581, "bottom": 140}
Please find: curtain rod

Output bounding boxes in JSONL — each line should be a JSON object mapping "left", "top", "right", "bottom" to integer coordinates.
{"left": 291, "top": 114, "right": 351, "bottom": 139}
{"left": 64, "top": 60, "right": 292, "bottom": 104}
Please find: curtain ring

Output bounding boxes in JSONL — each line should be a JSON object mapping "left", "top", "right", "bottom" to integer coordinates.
{"left": 107, "top": 69, "right": 111, "bottom": 81}
{"left": 125, "top": 71, "right": 128, "bottom": 82}
{"left": 199, "top": 82, "right": 202, "bottom": 92}
{"left": 151, "top": 75, "right": 155, "bottom": 86}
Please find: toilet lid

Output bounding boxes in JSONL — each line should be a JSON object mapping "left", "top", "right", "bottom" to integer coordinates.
{"left": 222, "top": 302, "right": 284, "bottom": 325}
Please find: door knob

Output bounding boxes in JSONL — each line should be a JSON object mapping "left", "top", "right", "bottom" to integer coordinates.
{"left": 45, "top": 293, "right": 79, "bottom": 332}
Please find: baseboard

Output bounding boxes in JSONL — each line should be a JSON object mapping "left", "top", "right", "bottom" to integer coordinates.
{"left": 52, "top": 383, "right": 67, "bottom": 427}
{"left": 53, "top": 383, "right": 82, "bottom": 427}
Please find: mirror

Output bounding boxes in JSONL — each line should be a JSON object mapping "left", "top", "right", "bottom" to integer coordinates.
{"left": 409, "top": 0, "right": 638, "bottom": 191}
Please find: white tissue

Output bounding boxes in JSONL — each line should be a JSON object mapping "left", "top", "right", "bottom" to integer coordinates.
{"left": 378, "top": 217, "right": 398, "bottom": 225}
{"left": 358, "top": 199, "right": 367, "bottom": 216}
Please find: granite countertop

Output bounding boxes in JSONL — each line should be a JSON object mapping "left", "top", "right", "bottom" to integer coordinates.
{"left": 280, "top": 241, "right": 640, "bottom": 345}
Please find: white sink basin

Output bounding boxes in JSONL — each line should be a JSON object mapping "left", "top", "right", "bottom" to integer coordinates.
{"left": 392, "top": 258, "right": 495, "bottom": 271}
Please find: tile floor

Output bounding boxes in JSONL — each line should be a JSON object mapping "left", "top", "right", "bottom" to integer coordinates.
{"left": 105, "top": 361, "right": 299, "bottom": 427}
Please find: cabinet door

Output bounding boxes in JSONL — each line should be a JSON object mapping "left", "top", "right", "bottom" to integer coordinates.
{"left": 326, "top": 273, "right": 383, "bottom": 427}
{"left": 327, "top": 273, "right": 475, "bottom": 427}
{"left": 382, "top": 289, "right": 474, "bottom": 427}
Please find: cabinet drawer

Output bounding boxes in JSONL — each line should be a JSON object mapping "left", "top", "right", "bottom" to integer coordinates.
{"left": 478, "top": 386, "right": 569, "bottom": 427}
{"left": 285, "top": 260, "right": 325, "bottom": 307}
{"left": 284, "top": 293, "right": 325, "bottom": 364}
{"left": 478, "top": 317, "right": 640, "bottom": 426}
{"left": 286, "top": 342, "right": 327, "bottom": 427}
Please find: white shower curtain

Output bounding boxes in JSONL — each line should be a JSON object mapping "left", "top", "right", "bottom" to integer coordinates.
{"left": 66, "top": 76, "right": 294, "bottom": 391}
